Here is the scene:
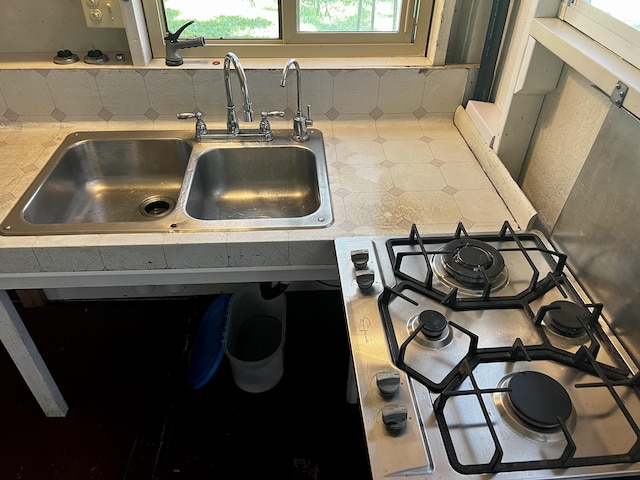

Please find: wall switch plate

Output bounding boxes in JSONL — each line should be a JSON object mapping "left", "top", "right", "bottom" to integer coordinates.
{"left": 81, "top": 0, "right": 125, "bottom": 28}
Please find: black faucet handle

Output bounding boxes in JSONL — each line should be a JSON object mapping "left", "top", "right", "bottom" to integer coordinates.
{"left": 166, "top": 20, "right": 195, "bottom": 43}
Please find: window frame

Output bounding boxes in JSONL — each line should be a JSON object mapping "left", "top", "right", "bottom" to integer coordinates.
{"left": 559, "top": 0, "right": 640, "bottom": 70}
{"left": 141, "top": 0, "right": 433, "bottom": 59}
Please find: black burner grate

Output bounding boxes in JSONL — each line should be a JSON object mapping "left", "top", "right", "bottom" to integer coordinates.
{"left": 383, "top": 221, "right": 567, "bottom": 308}
{"left": 376, "top": 221, "right": 639, "bottom": 474}
{"left": 433, "top": 338, "right": 640, "bottom": 474}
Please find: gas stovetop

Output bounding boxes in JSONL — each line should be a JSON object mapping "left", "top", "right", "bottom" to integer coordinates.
{"left": 335, "top": 222, "right": 640, "bottom": 480}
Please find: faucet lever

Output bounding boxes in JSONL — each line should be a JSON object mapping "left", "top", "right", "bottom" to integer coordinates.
{"left": 177, "top": 111, "right": 208, "bottom": 140}
{"left": 166, "top": 21, "right": 195, "bottom": 43}
{"left": 259, "top": 111, "right": 285, "bottom": 137}
{"left": 305, "top": 105, "right": 313, "bottom": 127}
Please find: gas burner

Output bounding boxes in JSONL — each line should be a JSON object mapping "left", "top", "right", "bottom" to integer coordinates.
{"left": 494, "top": 371, "right": 575, "bottom": 442}
{"left": 407, "top": 310, "right": 453, "bottom": 348}
{"left": 545, "top": 300, "right": 591, "bottom": 338}
{"left": 431, "top": 238, "right": 509, "bottom": 294}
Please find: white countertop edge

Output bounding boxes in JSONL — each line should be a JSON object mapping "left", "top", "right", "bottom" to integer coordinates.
{"left": 0, "top": 264, "right": 339, "bottom": 289}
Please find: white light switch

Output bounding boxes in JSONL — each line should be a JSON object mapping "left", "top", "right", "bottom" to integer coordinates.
{"left": 81, "top": 0, "right": 125, "bottom": 28}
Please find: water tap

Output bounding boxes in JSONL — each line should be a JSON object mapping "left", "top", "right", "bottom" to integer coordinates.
{"left": 165, "top": 21, "right": 205, "bottom": 66}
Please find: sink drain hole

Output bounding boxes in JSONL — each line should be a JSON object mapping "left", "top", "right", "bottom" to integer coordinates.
{"left": 139, "top": 196, "right": 176, "bottom": 218}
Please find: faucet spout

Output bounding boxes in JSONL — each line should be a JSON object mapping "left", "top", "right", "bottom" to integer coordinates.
{"left": 281, "top": 58, "right": 312, "bottom": 142}
{"left": 281, "top": 59, "right": 303, "bottom": 118}
{"left": 224, "top": 52, "right": 253, "bottom": 134}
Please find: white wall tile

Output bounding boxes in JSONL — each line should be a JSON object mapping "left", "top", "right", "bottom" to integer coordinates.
{"left": 333, "top": 70, "right": 380, "bottom": 114}
{"left": 0, "top": 70, "right": 54, "bottom": 115}
{"left": 96, "top": 70, "right": 149, "bottom": 115}
{"left": 378, "top": 70, "right": 425, "bottom": 114}
{"left": 286, "top": 69, "right": 334, "bottom": 116}
{"left": 0, "top": 66, "right": 474, "bottom": 120}
{"left": 193, "top": 70, "right": 225, "bottom": 116}
{"left": 144, "top": 70, "right": 196, "bottom": 114}
{"left": 47, "top": 70, "right": 101, "bottom": 115}
{"left": 422, "top": 68, "right": 469, "bottom": 113}
{"left": 248, "top": 69, "right": 288, "bottom": 117}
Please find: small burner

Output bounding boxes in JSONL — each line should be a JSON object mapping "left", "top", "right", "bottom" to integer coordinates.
{"left": 407, "top": 310, "right": 453, "bottom": 348}
{"left": 507, "top": 372, "right": 572, "bottom": 429}
{"left": 419, "top": 310, "right": 447, "bottom": 339}
{"left": 546, "top": 300, "right": 591, "bottom": 337}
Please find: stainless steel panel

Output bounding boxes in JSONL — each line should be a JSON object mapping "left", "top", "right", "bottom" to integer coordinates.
{"left": 552, "top": 105, "right": 640, "bottom": 368}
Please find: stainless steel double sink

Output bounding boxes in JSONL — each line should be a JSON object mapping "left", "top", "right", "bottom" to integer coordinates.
{"left": 0, "top": 129, "right": 333, "bottom": 235}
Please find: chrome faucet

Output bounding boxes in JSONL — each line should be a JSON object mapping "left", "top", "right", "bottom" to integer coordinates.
{"left": 165, "top": 21, "right": 205, "bottom": 66}
{"left": 281, "top": 58, "right": 313, "bottom": 142}
{"left": 224, "top": 52, "right": 253, "bottom": 134}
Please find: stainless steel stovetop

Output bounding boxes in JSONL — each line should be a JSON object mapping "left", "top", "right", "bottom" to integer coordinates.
{"left": 335, "top": 222, "right": 640, "bottom": 479}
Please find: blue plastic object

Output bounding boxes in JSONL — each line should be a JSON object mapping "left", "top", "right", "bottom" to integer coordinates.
{"left": 187, "top": 295, "right": 230, "bottom": 389}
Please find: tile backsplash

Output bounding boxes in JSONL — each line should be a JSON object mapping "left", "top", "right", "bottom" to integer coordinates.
{"left": 0, "top": 66, "right": 476, "bottom": 123}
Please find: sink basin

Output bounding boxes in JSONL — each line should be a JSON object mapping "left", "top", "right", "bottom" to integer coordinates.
{"left": 185, "top": 146, "right": 321, "bottom": 220}
{"left": 0, "top": 129, "right": 333, "bottom": 235}
{"left": 23, "top": 135, "right": 192, "bottom": 225}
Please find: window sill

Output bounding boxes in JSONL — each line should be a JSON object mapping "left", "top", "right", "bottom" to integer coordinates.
{"left": 530, "top": 17, "right": 640, "bottom": 117}
{"left": 0, "top": 53, "right": 456, "bottom": 70}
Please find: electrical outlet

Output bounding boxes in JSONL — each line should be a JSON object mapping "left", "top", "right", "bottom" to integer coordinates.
{"left": 81, "top": 0, "right": 125, "bottom": 29}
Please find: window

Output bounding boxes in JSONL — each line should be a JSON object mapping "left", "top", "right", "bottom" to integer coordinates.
{"left": 141, "top": 0, "right": 433, "bottom": 59}
{"left": 560, "top": 0, "right": 640, "bottom": 70}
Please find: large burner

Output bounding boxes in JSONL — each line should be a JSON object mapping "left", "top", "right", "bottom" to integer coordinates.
{"left": 432, "top": 238, "right": 509, "bottom": 293}
{"left": 495, "top": 371, "right": 574, "bottom": 442}
{"left": 509, "top": 372, "right": 572, "bottom": 428}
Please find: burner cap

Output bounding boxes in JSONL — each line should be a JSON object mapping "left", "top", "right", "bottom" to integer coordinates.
{"left": 441, "top": 239, "right": 505, "bottom": 286}
{"left": 507, "top": 372, "right": 572, "bottom": 429}
{"left": 418, "top": 310, "right": 447, "bottom": 339}
{"left": 547, "top": 300, "right": 591, "bottom": 337}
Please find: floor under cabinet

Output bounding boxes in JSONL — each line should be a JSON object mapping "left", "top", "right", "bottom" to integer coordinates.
{"left": 0, "top": 290, "right": 371, "bottom": 480}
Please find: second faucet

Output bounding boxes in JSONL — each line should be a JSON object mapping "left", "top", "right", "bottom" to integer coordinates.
{"left": 281, "top": 58, "right": 313, "bottom": 142}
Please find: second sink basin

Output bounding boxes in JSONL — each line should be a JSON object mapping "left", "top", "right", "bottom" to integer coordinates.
{"left": 185, "top": 145, "right": 320, "bottom": 220}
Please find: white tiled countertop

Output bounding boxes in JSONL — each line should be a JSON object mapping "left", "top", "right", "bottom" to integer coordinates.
{"left": 0, "top": 114, "right": 517, "bottom": 278}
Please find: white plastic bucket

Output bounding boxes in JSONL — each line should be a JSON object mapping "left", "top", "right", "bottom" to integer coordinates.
{"left": 224, "top": 284, "right": 286, "bottom": 393}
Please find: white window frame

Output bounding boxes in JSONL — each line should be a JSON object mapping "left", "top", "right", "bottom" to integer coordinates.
{"left": 141, "top": 0, "right": 434, "bottom": 59}
{"left": 559, "top": 0, "right": 640, "bottom": 70}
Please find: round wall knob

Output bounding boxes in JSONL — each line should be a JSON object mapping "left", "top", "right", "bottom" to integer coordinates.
{"left": 376, "top": 370, "right": 401, "bottom": 395}
{"left": 382, "top": 404, "right": 408, "bottom": 431}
